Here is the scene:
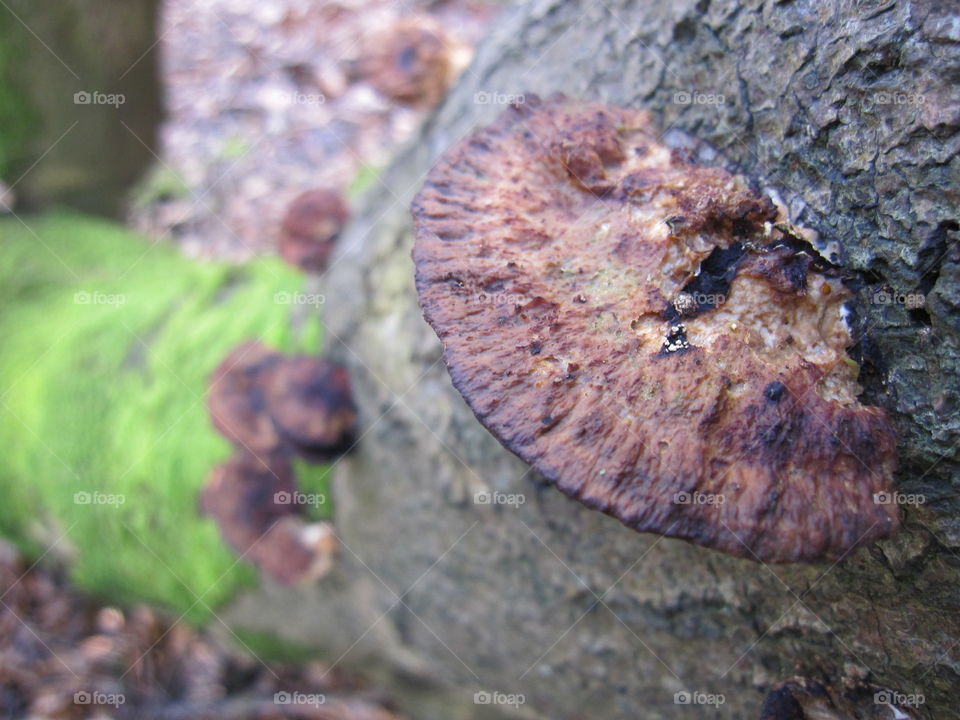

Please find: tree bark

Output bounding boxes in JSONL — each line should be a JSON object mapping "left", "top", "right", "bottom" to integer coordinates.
{"left": 225, "top": 1, "right": 960, "bottom": 718}
{"left": 0, "top": 0, "right": 161, "bottom": 216}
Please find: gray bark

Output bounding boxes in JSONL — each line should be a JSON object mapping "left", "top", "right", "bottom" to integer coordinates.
{"left": 224, "top": 1, "right": 960, "bottom": 718}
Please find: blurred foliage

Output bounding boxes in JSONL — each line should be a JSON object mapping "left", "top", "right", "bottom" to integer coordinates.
{"left": 0, "top": 213, "right": 330, "bottom": 623}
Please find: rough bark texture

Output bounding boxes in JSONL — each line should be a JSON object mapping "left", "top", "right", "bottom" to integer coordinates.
{"left": 224, "top": 1, "right": 960, "bottom": 718}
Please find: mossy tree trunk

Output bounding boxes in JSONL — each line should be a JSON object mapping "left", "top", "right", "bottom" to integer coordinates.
{"left": 230, "top": 1, "right": 958, "bottom": 718}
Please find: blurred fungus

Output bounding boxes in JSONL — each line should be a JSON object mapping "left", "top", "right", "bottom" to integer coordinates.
{"left": 278, "top": 189, "right": 349, "bottom": 273}
{"left": 361, "top": 17, "right": 459, "bottom": 109}
{"left": 265, "top": 356, "right": 357, "bottom": 460}
{"left": 255, "top": 517, "right": 338, "bottom": 585}
{"left": 199, "top": 452, "right": 338, "bottom": 585}
{"left": 199, "top": 451, "right": 298, "bottom": 561}
{"left": 207, "top": 341, "right": 282, "bottom": 452}
{"left": 208, "top": 342, "right": 358, "bottom": 462}
{"left": 411, "top": 94, "right": 899, "bottom": 563}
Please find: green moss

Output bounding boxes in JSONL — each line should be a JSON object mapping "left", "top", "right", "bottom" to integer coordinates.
{"left": 233, "top": 628, "right": 325, "bottom": 663}
{"left": 0, "top": 212, "right": 325, "bottom": 623}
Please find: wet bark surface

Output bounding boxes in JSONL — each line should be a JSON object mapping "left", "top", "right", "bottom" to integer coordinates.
{"left": 226, "top": 1, "right": 960, "bottom": 718}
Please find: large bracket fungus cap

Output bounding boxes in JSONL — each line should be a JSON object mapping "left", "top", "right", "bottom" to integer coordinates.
{"left": 411, "top": 94, "right": 899, "bottom": 563}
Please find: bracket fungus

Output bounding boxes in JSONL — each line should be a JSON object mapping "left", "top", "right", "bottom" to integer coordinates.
{"left": 411, "top": 94, "right": 899, "bottom": 563}
{"left": 278, "top": 189, "right": 349, "bottom": 274}
{"left": 207, "top": 341, "right": 282, "bottom": 452}
{"left": 199, "top": 452, "right": 337, "bottom": 585}
{"left": 207, "top": 342, "right": 356, "bottom": 461}
{"left": 360, "top": 17, "right": 459, "bottom": 109}
{"left": 199, "top": 451, "right": 298, "bottom": 561}
{"left": 265, "top": 355, "right": 357, "bottom": 460}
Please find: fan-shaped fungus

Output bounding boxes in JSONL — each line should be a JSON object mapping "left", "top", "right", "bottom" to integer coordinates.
{"left": 411, "top": 94, "right": 899, "bottom": 563}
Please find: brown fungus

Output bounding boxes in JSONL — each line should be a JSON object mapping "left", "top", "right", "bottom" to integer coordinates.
{"left": 209, "top": 342, "right": 358, "bottom": 462}
{"left": 199, "top": 452, "right": 337, "bottom": 585}
{"left": 411, "top": 94, "right": 899, "bottom": 563}
{"left": 255, "top": 517, "right": 338, "bottom": 586}
{"left": 278, "top": 189, "right": 349, "bottom": 273}
{"left": 207, "top": 341, "right": 282, "bottom": 452}
{"left": 199, "top": 451, "right": 298, "bottom": 562}
{"left": 360, "top": 18, "right": 458, "bottom": 109}
{"left": 265, "top": 356, "right": 357, "bottom": 460}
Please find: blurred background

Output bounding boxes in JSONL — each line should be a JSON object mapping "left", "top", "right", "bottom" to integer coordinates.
{"left": 0, "top": 1, "right": 501, "bottom": 718}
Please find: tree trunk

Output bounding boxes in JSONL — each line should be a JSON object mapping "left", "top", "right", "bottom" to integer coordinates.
{"left": 0, "top": 0, "right": 161, "bottom": 216}
{"left": 224, "top": 1, "right": 960, "bottom": 718}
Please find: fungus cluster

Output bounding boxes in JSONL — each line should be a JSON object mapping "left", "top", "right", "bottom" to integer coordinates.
{"left": 202, "top": 342, "right": 356, "bottom": 584}
{"left": 411, "top": 94, "right": 899, "bottom": 563}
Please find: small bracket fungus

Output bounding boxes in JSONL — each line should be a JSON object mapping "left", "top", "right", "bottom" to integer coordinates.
{"left": 199, "top": 452, "right": 338, "bottom": 585}
{"left": 265, "top": 355, "right": 357, "bottom": 460}
{"left": 208, "top": 342, "right": 356, "bottom": 462}
{"left": 360, "top": 17, "right": 460, "bottom": 109}
{"left": 199, "top": 451, "right": 298, "bottom": 561}
{"left": 411, "top": 94, "right": 899, "bottom": 563}
{"left": 207, "top": 341, "right": 282, "bottom": 452}
{"left": 278, "top": 189, "right": 349, "bottom": 273}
